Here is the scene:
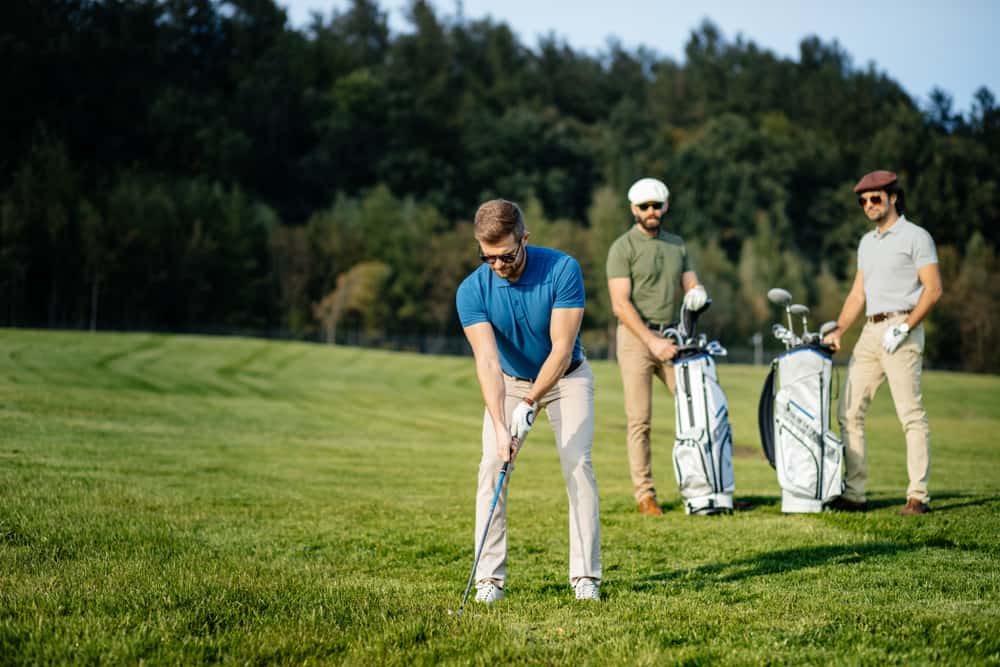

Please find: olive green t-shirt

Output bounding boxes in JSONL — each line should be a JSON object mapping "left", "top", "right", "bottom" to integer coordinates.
{"left": 606, "top": 225, "right": 692, "bottom": 324}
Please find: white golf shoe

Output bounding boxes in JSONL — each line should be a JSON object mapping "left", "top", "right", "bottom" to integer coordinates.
{"left": 474, "top": 581, "right": 504, "bottom": 604}
{"left": 574, "top": 578, "right": 600, "bottom": 601}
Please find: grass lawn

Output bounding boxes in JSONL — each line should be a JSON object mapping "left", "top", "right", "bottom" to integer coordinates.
{"left": 1, "top": 329, "right": 998, "bottom": 665}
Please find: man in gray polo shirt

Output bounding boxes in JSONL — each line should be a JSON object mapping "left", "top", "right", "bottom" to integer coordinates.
{"left": 823, "top": 170, "right": 943, "bottom": 516}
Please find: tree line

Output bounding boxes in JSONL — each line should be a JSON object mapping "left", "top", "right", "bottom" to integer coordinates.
{"left": 2, "top": 0, "right": 998, "bottom": 371}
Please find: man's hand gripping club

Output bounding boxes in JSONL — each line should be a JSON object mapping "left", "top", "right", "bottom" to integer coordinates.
{"left": 498, "top": 398, "right": 535, "bottom": 462}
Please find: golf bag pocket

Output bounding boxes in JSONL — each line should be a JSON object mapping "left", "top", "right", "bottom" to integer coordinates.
{"left": 673, "top": 434, "right": 712, "bottom": 499}
{"left": 671, "top": 353, "right": 735, "bottom": 514}
{"left": 774, "top": 418, "right": 820, "bottom": 500}
{"left": 821, "top": 431, "right": 844, "bottom": 500}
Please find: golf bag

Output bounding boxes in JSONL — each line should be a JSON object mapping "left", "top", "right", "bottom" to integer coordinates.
{"left": 759, "top": 343, "right": 844, "bottom": 513}
{"left": 669, "top": 303, "right": 735, "bottom": 515}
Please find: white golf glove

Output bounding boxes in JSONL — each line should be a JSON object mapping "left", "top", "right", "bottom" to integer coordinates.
{"left": 683, "top": 285, "right": 708, "bottom": 311}
{"left": 510, "top": 399, "right": 536, "bottom": 443}
{"left": 882, "top": 322, "right": 910, "bottom": 354}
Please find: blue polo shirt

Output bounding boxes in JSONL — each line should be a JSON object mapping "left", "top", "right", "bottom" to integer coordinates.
{"left": 456, "top": 245, "right": 585, "bottom": 379}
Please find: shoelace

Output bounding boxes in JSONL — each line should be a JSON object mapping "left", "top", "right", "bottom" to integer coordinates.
{"left": 575, "top": 580, "right": 599, "bottom": 599}
{"left": 475, "top": 582, "right": 498, "bottom": 601}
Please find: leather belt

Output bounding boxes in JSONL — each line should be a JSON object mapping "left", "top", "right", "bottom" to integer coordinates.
{"left": 645, "top": 321, "right": 673, "bottom": 332}
{"left": 867, "top": 310, "right": 911, "bottom": 324}
{"left": 512, "top": 357, "right": 583, "bottom": 383}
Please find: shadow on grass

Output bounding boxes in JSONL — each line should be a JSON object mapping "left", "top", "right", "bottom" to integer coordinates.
{"left": 630, "top": 541, "right": 913, "bottom": 592}
{"left": 731, "top": 495, "right": 780, "bottom": 511}
{"left": 861, "top": 492, "right": 1000, "bottom": 513}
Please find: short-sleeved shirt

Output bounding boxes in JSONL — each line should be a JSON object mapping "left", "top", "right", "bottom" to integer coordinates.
{"left": 456, "top": 245, "right": 585, "bottom": 379}
{"left": 606, "top": 225, "right": 692, "bottom": 325}
{"left": 857, "top": 215, "right": 938, "bottom": 315}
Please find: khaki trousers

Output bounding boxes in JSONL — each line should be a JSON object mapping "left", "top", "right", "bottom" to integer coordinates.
{"left": 838, "top": 315, "right": 930, "bottom": 503}
{"left": 616, "top": 323, "right": 675, "bottom": 503}
{"left": 475, "top": 360, "right": 601, "bottom": 588}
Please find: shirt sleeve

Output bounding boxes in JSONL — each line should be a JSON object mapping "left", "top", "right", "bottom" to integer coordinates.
{"left": 681, "top": 244, "right": 693, "bottom": 273}
{"left": 606, "top": 238, "right": 630, "bottom": 279}
{"left": 456, "top": 276, "right": 488, "bottom": 327}
{"left": 554, "top": 256, "right": 586, "bottom": 309}
{"left": 912, "top": 227, "right": 939, "bottom": 268}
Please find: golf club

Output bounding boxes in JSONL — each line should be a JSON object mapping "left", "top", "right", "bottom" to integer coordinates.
{"left": 818, "top": 320, "right": 838, "bottom": 347}
{"left": 450, "top": 459, "right": 510, "bottom": 616}
{"left": 706, "top": 340, "right": 728, "bottom": 356}
{"left": 772, "top": 323, "right": 793, "bottom": 350}
{"left": 767, "top": 288, "right": 794, "bottom": 332}
{"left": 790, "top": 304, "right": 811, "bottom": 342}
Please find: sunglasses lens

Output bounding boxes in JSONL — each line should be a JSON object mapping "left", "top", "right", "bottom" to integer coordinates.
{"left": 479, "top": 245, "right": 520, "bottom": 264}
{"left": 638, "top": 202, "right": 663, "bottom": 211}
{"left": 859, "top": 195, "right": 883, "bottom": 207}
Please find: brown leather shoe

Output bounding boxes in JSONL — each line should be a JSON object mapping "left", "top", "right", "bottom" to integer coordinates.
{"left": 637, "top": 495, "right": 663, "bottom": 516}
{"left": 898, "top": 497, "right": 930, "bottom": 516}
{"left": 825, "top": 496, "right": 868, "bottom": 512}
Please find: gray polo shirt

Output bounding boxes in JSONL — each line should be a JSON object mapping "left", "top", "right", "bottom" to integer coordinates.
{"left": 857, "top": 215, "right": 938, "bottom": 315}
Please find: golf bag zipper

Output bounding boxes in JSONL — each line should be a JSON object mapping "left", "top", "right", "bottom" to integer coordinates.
{"left": 817, "top": 372, "right": 825, "bottom": 500}
{"left": 702, "top": 375, "right": 720, "bottom": 493}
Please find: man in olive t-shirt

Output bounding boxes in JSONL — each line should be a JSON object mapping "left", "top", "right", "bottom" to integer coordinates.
{"left": 606, "top": 178, "right": 708, "bottom": 516}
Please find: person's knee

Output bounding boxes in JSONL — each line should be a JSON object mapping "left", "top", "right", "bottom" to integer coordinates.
{"left": 897, "top": 407, "right": 929, "bottom": 432}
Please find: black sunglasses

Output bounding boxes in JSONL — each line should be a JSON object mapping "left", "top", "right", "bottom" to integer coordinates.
{"left": 858, "top": 194, "right": 883, "bottom": 207}
{"left": 636, "top": 201, "right": 664, "bottom": 211}
{"left": 479, "top": 240, "right": 523, "bottom": 265}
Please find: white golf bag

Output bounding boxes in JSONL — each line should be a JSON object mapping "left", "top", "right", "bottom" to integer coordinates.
{"left": 671, "top": 349, "right": 735, "bottom": 515}
{"left": 759, "top": 344, "right": 844, "bottom": 513}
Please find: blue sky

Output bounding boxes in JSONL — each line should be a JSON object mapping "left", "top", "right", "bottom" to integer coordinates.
{"left": 280, "top": 0, "right": 999, "bottom": 114}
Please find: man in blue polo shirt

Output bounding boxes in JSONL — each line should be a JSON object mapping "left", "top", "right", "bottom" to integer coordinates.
{"left": 456, "top": 198, "right": 601, "bottom": 603}
{"left": 823, "top": 170, "right": 943, "bottom": 516}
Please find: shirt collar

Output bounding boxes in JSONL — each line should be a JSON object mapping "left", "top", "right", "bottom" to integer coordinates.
{"left": 875, "top": 214, "right": 907, "bottom": 238}
{"left": 491, "top": 245, "right": 539, "bottom": 287}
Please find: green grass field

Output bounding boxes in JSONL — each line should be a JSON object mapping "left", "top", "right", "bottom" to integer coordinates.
{"left": 1, "top": 329, "right": 998, "bottom": 665}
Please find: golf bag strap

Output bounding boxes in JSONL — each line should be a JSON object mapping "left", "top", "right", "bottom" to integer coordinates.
{"left": 758, "top": 362, "right": 776, "bottom": 469}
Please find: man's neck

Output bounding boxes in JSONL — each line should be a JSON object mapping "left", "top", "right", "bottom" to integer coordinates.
{"left": 875, "top": 211, "right": 902, "bottom": 234}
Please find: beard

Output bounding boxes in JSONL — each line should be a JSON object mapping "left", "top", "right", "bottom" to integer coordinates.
{"left": 634, "top": 214, "right": 662, "bottom": 231}
{"left": 868, "top": 208, "right": 891, "bottom": 225}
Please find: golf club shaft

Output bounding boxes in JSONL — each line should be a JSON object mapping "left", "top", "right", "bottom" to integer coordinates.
{"left": 457, "top": 460, "right": 509, "bottom": 614}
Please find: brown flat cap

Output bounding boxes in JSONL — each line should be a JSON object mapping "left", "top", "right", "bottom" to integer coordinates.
{"left": 854, "top": 170, "right": 898, "bottom": 193}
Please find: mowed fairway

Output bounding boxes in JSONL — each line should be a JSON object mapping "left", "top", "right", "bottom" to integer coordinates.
{"left": 1, "top": 329, "right": 998, "bottom": 665}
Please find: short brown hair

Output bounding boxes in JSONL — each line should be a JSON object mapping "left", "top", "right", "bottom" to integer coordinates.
{"left": 474, "top": 199, "right": 525, "bottom": 243}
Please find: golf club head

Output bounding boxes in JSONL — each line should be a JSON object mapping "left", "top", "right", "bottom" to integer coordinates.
{"left": 772, "top": 323, "right": 789, "bottom": 339}
{"left": 679, "top": 298, "right": 712, "bottom": 340}
{"left": 819, "top": 320, "right": 838, "bottom": 337}
{"left": 706, "top": 340, "right": 728, "bottom": 356}
{"left": 789, "top": 304, "right": 809, "bottom": 317}
{"left": 766, "top": 288, "right": 792, "bottom": 306}
{"left": 661, "top": 327, "right": 682, "bottom": 344}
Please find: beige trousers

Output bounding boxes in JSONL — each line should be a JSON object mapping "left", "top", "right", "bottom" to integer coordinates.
{"left": 838, "top": 315, "right": 930, "bottom": 503}
{"left": 475, "top": 360, "right": 601, "bottom": 588}
{"left": 616, "top": 323, "right": 675, "bottom": 503}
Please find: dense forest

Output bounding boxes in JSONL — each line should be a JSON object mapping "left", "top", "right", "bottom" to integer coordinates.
{"left": 2, "top": 0, "right": 998, "bottom": 370}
